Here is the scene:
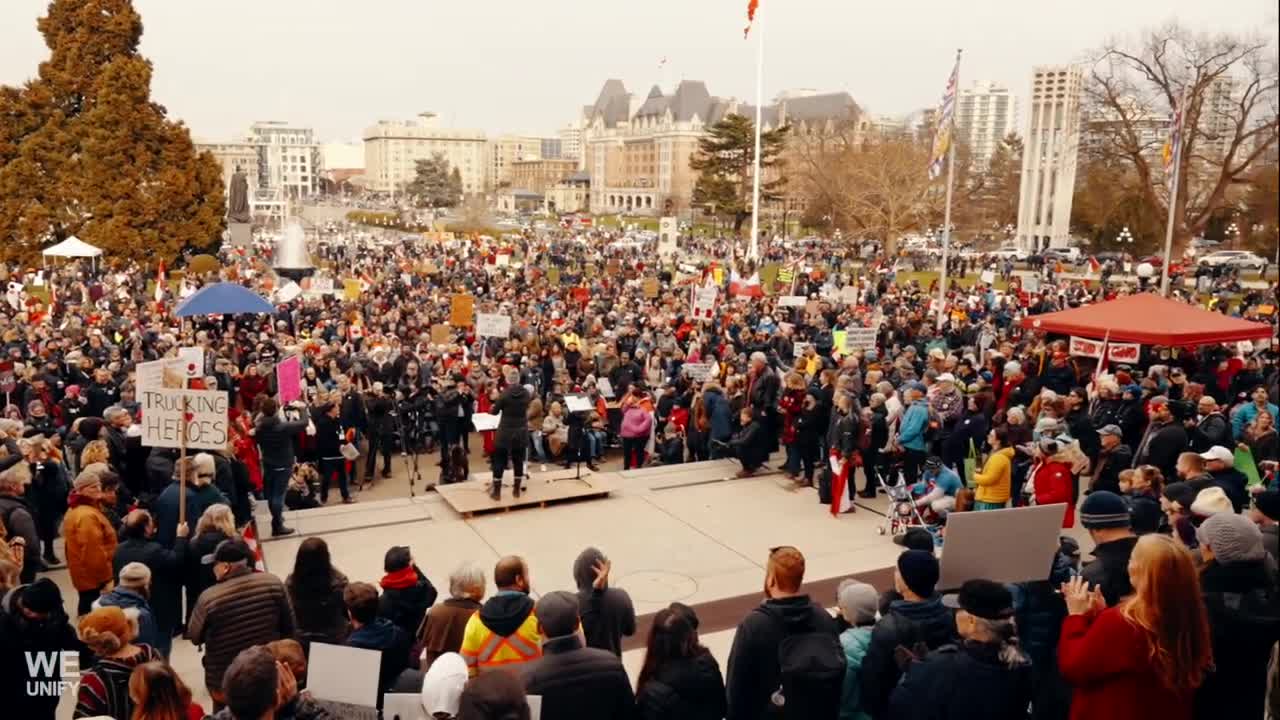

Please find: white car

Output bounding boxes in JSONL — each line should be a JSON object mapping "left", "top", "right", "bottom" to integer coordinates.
{"left": 1198, "top": 250, "right": 1267, "bottom": 270}
{"left": 989, "top": 247, "right": 1029, "bottom": 261}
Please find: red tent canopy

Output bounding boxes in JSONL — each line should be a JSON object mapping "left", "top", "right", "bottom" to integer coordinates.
{"left": 1020, "top": 293, "right": 1275, "bottom": 345}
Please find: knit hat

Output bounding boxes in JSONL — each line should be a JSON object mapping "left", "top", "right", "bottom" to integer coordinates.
{"left": 1162, "top": 482, "right": 1197, "bottom": 512}
{"left": 77, "top": 606, "right": 135, "bottom": 655}
{"left": 1079, "top": 491, "right": 1132, "bottom": 529}
{"left": 118, "top": 562, "right": 151, "bottom": 590}
{"left": 420, "top": 652, "right": 468, "bottom": 719}
{"left": 1190, "top": 486, "right": 1234, "bottom": 517}
{"left": 1254, "top": 491, "right": 1280, "bottom": 522}
{"left": 21, "top": 578, "right": 62, "bottom": 615}
{"left": 942, "top": 579, "right": 1015, "bottom": 620}
{"left": 1197, "top": 513, "right": 1266, "bottom": 564}
{"left": 534, "top": 590, "right": 580, "bottom": 638}
{"left": 836, "top": 579, "right": 879, "bottom": 625}
{"left": 897, "top": 550, "right": 940, "bottom": 598}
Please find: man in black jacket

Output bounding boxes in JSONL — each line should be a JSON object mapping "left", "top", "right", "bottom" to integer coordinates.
{"left": 1089, "top": 425, "right": 1133, "bottom": 495}
{"left": 747, "top": 352, "right": 781, "bottom": 453}
{"left": 1133, "top": 397, "right": 1187, "bottom": 484}
{"left": 377, "top": 545, "right": 438, "bottom": 639}
{"left": 253, "top": 397, "right": 309, "bottom": 536}
{"left": 572, "top": 547, "right": 635, "bottom": 657}
{"left": 490, "top": 369, "right": 531, "bottom": 500}
{"left": 726, "top": 546, "right": 840, "bottom": 720}
{"left": 112, "top": 509, "right": 188, "bottom": 657}
{"left": 1190, "top": 397, "right": 1231, "bottom": 453}
{"left": 522, "top": 591, "right": 635, "bottom": 720}
{"left": 0, "top": 579, "right": 86, "bottom": 720}
{"left": 861, "top": 550, "right": 956, "bottom": 719}
{"left": 365, "top": 383, "right": 395, "bottom": 480}
{"left": 1078, "top": 491, "right": 1138, "bottom": 606}
{"left": 0, "top": 465, "right": 41, "bottom": 582}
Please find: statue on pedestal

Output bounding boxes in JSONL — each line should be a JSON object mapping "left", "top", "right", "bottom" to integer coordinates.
{"left": 228, "top": 165, "right": 252, "bottom": 224}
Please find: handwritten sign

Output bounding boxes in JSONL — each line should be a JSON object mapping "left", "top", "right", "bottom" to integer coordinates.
{"left": 141, "top": 389, "right": 229, "bottom": 451}
{"left": 683, "top": 363, "right": 714, "bottom": 382}
{"left": 136, "top": 358, "right": 187, "bottom": 391}
{"left": 310, "top": 277, "right": 335, "bottom": 295}
{"left": 178, "top": 347, "right": 204, "bottom": 379}
{"left": 643, "top": 277, "right": 660, "bottom": 299}
{"left": 276, "top": 355, "right": 302, "bottom": 405}
{"left": 692, "top": 287, "right": 718, "bottom": 320}
{"left": 980, "top": 270, "right": 996, "bottom": 285}
{"left": 1070, "top": 336, "right": 1141, "bottom": 363}
{"left": 476, "top": 313, "right": 512, "bottom": 338}
{"left": 778, "top": 295, "right": 807, "bottom": 307}
{"left": 431, "top": 323, "right": 452, "bottom": 345}
{"left": 844, "top": 327, "right": 878, "bottom": 352}
{"left": 450, "top": 294, "right": 474, "bottom": 326}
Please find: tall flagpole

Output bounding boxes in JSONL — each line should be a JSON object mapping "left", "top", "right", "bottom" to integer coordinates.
{"left": 937, "top": 141, "right": 957, "bottom": 331}
{"left": 1159, "top": 83, "right": 1190, "bottom": 296}
{"left": 747, "top": 10, "right": 764, "bottom": 263}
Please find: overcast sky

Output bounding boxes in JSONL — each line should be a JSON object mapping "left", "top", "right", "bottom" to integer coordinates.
{"left": 1, "top": 0, "right": 1274, "bottom": 143}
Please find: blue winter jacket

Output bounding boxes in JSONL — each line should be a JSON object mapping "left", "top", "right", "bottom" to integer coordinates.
{"left": 839, "top": 626, "right": 873, "bottom": 720}
{"left": 95, "top": 587, "right": 165, "bottom": 655}
{"left": 899, "top": 401, "right": 930, "bottom": 452}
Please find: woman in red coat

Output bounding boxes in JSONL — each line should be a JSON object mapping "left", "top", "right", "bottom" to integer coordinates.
{"left": 778, "top": 373, "right": 807, "bottom": 481}
{"left": 1030, "top": 438, "right": 1077, "bottom": 528}
{"left": 1059, "top": 534, "right": 1212, "bottom": 720}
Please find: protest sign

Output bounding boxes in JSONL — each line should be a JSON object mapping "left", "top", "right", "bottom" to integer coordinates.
{"left": 548, "top": 267, "right": 561, "bottom": 286}
{"left": 276, "top": 355, "right": 302, "bottom": 405}
{"left": 832, "top": 330, "right": 847, "bottom": 354}
{"left": 692, "top": 287, "right": 718, "bottom": 320}
{"left": 1023, "top": 275, "right": 1040, "bottom": 293}
{"left": 450, "top": 294, "right": 474, "bottom": 326}
{"left": 1237, "top": 447, "right": 1263, "bottom": 488}
{"left": 1106, "top": 342, "right": 1141, "bottom": 364}
{"left": 643, "top": 277, "right": 660, "bottom": 299}
{"left": 596, "top": 378, "right": 615, "bottom": 399}
{"left": 343, "top": 279, "right": 361, "bottom": 300}
{"left": 136, "top": 358, "right": 187, "bottom": 391}
{"left": 939, "top": 504, "right": 1066, "bottom": 589}
{"left": 1069, "top": 336, "right": 1103, "bottom": 359}
{"left": 0, "top": 361, "right": 14, "bottom": 396}
{"left": 178, "top": 347, "right": 204, "bottom": 379}
{"left": 844, "top": 327, "right": 878, "bottom": 352}
{"left": 683, "top": 363, "right": 713, "bottom": 382}
{"left": 431, "top": 323, "right": 452, "bottom": 344}
{"left": 310, "top": 277, "right": 335, "bottom": 295}
{"left": 140, "top": 389, "right": 229, "bottom": 451}
{"left": 980, "top": 270, "right": 996, "bottom": 285}
{"left": 476, "top": 313, "right": 512, "bottom": 338}
{"left": 840, "top": 285, "right": 859, "bottom": 306}
{"left": 778, "top": 295, "right": 806, "bottom": 307}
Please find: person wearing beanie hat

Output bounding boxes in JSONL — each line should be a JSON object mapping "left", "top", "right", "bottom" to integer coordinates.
{"left": 94, "top": 560, "right": 165, "bottom": 654}
{"left": 3, "top": 576, "right": 82, "bottom": 719}
{"left": 524, "top": 590, "right": 634, "bottom": 720}
{"left": 1194, "top": 512, "right": 1280, "bottom": 720}
{"left": 1249, "top": 489, "right": 1280, "bottom": 565}
{"left": 74, "top": 606, "right": 161, "bottom": 720}
{"left": 835, "top": 578, "right": 878, "bottom": 719}
{"left": 861, "top": 550, "right": 955, "bottom": 718}
{"left": 1078, "top": 491, "right": 1139, "bottom": 607}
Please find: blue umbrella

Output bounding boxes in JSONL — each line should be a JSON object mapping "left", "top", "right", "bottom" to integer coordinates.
{"left": 174, "top": 282, "right": 275, "bottom": 317}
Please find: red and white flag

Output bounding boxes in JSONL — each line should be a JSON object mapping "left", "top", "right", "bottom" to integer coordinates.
{"left": 1087, "top": 256, "right": 1100, "bottom": 274}
{"left": 155, "top": 260, "right": 166, "bottom": 302}
{"left": 729, "top": 271, "right": 763, "bottom": 298}
{"left": 744, "top": 0, "right": 759, "bottom": 38}
{"left": 242, "top": 521, "right": 267, "bottom": 572}
{"left": 829, "top": 449, "right": 854, "bottom": 516}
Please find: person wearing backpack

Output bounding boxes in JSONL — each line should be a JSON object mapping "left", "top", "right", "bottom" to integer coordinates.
{"left": 860, "top": 550, "right": 956, "bottom": 719}
{"left": 725, "top": 545, "right": 844, "bottom": 720}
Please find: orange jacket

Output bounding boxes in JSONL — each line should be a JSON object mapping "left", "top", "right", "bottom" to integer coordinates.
{"left": 62, "top": 496, "right": 117, "bottom": 591}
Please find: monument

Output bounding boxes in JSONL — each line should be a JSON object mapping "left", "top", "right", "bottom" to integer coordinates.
{"left": 227, "top": 165, "right": 252, "bottom": 247}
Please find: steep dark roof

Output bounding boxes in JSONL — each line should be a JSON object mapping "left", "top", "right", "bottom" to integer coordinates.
{"left": 590, "top": 79, "right": 632, "bottom": 126}
{"left": 635, "top": 85, "right": 669, "bottom": 117}
{"left": 669, "top": 80, "right": 714, "bottom": 122}
{"left": 781, "top": 92, "right": 860, "bottom": 123}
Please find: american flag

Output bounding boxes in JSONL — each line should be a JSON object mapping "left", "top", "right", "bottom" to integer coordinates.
{"left": 928, "top": 50, "right": 963, "bottom": 180}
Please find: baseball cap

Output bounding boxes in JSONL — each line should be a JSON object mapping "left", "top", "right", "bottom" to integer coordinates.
{"left": 893, "top": 527, "right": 937, "bottom": 552}
{"left": 936, "top": 373, "right": 956, "bottom": 383}
{"left": 1199, "top": 446, "right": 1234, "bottom": 466}
{"left": 420, "top": 652, "right": 468, "bottom": 718}
{"left": 1097, "top": 424, "right": 1123, "bottom": 438}
{"left": 204, "top": 538, "right": 254, "bottom": 566}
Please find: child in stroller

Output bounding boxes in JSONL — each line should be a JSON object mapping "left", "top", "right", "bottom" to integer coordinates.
{"left": 879, "top": 456, "right": 959, "bottom": 541}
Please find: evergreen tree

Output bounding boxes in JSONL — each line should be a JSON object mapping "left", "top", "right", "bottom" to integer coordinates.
{"left": 405, "top": 153, "right": 462, "bottom": 208}
{"left": 0, "top": 0, "right": 225, "bottom": 262}
{"left": 690, "top": 114, "right": 789, "bottom": 235}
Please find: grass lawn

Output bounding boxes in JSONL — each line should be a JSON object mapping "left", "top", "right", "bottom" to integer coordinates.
{"left": 890, "top": 270, "right": 1011, "bottom": 292}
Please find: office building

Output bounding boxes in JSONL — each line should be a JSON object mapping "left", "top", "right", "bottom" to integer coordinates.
{"left": 488, "top": 135, "right": 544, "bottom": 189}
{"left": 1015, "top": 65, "right": 1084, "bottom": 251}
{"left": 246, "top": 121, "right": 319, "bottom": 198}
{"left": 362, "top": 113, "right": 487, "bottom": 195}
{"left": 510, "top": 158, "right": 579, "bottom": 195}
{"left": 558, "top": 122, "right": 584, "bottom": 163}
{"left": 956, "top": 81, "right": 1018, "bottom": 168}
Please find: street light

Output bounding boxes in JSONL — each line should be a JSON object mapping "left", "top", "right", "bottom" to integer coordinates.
{"left": 1117, "top": 226, "right": 1134, "bottom": 245}
{"left": 1226, "top": 222, "right": 1239, "bottom": 249}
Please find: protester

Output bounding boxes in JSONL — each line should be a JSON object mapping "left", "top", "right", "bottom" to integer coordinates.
{"left": 420, "top": 652, "right": 469, "bottom": 720}
{"left": 726, "top": 545, "right": 843, "bottom": 720}
{"left": 0, "top": 578, "right": 84, "bottom": 720}
{"left": 835, "top": 580, "right": 878, "bottom": 720}
{"left": 62, "top": 463, "right": 120, "bottom": 615}
{"left": 635, "top": 602, "right": 726, "bottom": 720}
{"left": 457, "top": 668, "right": 532, "bottom": 720}
{"left": 253, "top": 396, "right": 309, "bottom": 537}
{"left": 520, "top": 590, "right": 634, "bottom": 719}
{"left": 0, "top": 464, "right": 41, "bottom": 582}
{"left": 213, "top": 645, "right": 294, "bottom": 720}
{"left": 378, "top": 544, "right": 438, "bottom": 639}
{"left": 113, "top": 508, "right": 188, "bottom": 656}
{"left": 972, "top": 427, "right": 1014, "bottom": 510}
{"left": 460, "top": 555, "right": 541, "bottom": 676}
{"left": 128, "top": 660, "right": 207, "bottom": 720}
{"left": 1089, "top": 424, "right": 1132, "bottom": 495}
{"left": 420, "top": 562, "right": 486, "bottom": 672}
{"left": 1059, "top": 534, "right": 1212, "bottom": 720}
{"left": 187, "top": 538, "right": 296, "bottom": 705}
{"left": 571, "top": 546, "right": 635, "bottom": 657}
{"left": 186, "top": 503, "right": 236, "bottom": 619}
{"left": 286, "top": 536, "right": 350, "bottom": 646}
{"left": 74, "top": 605, "right": 163, "bottom": 720}
{"left": 1077, "top": 491, "right": 1139, "bottom": 606}
{"left": 344, "top": 580, "right": 420, "bottom": 697}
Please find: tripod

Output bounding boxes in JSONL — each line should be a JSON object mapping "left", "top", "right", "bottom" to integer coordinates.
{"left": 391, "top": 406, "right": 424, "bottom": 498}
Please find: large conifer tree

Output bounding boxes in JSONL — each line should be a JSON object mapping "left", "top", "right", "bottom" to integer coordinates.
{"left": 0, "top": 0, "right": 225, "bottom": 262}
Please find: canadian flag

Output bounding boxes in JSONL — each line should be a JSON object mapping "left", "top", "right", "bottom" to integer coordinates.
{"left": 155, "top": 260, "right": 166, "bottom": 302}
{"left": 729, "top": 271, "right": 763, "bottom": 298}
{"left": 1087, "top": 256, "right": 1100, "bottom": 274}
{"left": 242, "top": 521, "right": 267, "bottom": 572}
{"left": 829, "top": 449, "right": 855, "bottom": 516}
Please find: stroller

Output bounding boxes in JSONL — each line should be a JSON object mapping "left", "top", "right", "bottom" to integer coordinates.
{"left": 877, "top": 471, "right": 943, "bottom": 542}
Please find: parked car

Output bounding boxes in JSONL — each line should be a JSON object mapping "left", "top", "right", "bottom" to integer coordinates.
{"left": 989, "top": 246, "right": 1029, "bottom": 261}
{"left": 1094, "top": 251, "right": 1132, "bottom": 265}
{"left": 1199, "top": 250, "right": 1267, "bottom": 270}
{"left": 1042, "top": 248, "right": 1083, "bottom": 264}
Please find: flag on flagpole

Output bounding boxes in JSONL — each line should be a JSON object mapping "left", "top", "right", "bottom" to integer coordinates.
{"left": 242, "top": 521, "right": 267, "bottom": 572}
{"left": 829, "top": 450, "right": 854, "bottom": 516}
{"left": 1162, "top": 93, "right": 1185, "bottom": 173}
{"left": 743, "top": 0, "right": 759, "bottom": 38}
{"left": 155, "top": 260, "right": 166, "bottom": 302}
{"left": 729, "top": 271, "right": 764, "bottom": 298}
{"left": 927, "top": 50, "right": 962, "bottom": 180}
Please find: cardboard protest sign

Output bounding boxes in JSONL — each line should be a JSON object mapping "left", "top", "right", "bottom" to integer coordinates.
{"left": 643, "top": 277, "right": 660, "bottom": 299}
{"left": 548, "top": 267, "right": 561, "bottom": 286}
{"left": 140, "top": 389, "right": 229, "bottom": 451}
{"left": 343, "top": 279, "right": 361, "bottom": 300}
{"left": 431, "top": 323, "right": 452, "bottom": 344}
{"left": 778, "top": 295, "right": 807, "bottom": 308}
{"left": 844, "top": 327, "right": 878, "bottom": 352}
{"left": 683, "top": 363, "right": 713, "bottom": 382}
{"left": 476, "top": 313, "right": 512, "bottom": 338}
{"left": 980, "top": 270, "right": 996, "bottom": 285}
{"left": 136, "top": 358, "right": 187, "bottom": 391}
{"left": 691, "top": 287, "right": 718, "bottom": 320}
{"left": 178, "top": 347, "right": 204, "bottom": 379}
{"left": 0, "top": 361, "right": 15, "bottom": 395}
{"left": 450, "top": 294, "right": 474, "bottom": 326}
{"left": 276, "top": 355, "right": 302, "bottom": 405}
{"left": 805, "top": 300, "right": 821, "bottom": 316}
{"left": 939, "top": 504, "right": 1067, "bottom": 589}
{"left": 311, "top": 277, "right": 335, "bottom": 295}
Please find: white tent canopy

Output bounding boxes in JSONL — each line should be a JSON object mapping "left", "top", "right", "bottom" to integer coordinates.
{"left": 42, "top": 235, "right": 103, "bottom": 259}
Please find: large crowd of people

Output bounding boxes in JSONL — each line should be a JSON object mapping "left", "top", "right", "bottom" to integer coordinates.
{"left": 0, "top": 222, "right": 1277, "bottom": 719}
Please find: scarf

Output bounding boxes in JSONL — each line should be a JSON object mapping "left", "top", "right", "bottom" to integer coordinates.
{"left": 380, "top": 566, "right": 419, "bottom": 590}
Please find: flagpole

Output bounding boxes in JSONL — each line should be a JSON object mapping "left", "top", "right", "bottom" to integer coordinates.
{"left": 747, "top": 9, "right": 764, "bottom": 263}
{"left": 936, "top": 50, "right": 960, "bottom": 332}
{"left": 1159, "top": 83, "right": 1190, "bottom": 297}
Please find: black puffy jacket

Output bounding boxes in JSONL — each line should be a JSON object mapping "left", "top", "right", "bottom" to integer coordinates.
{"left": 636, "top": 651, "right": 727, "bottom": 720}
{"left": 860, "top": 596, "right": 957, "bottom": 719}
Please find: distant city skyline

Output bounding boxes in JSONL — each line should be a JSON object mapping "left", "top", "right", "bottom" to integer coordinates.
{"left": 1, "top": 0, "right": 1273, "bottom": 143}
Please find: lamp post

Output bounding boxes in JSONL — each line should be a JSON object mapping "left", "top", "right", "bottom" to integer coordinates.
{"left": 1226, "top": 222, "right": 1239, "bottom": 250}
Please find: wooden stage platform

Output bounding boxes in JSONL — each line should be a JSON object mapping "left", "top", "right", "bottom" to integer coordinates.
{"left": 436, "top": 467, "right": 620, "bottom": 517}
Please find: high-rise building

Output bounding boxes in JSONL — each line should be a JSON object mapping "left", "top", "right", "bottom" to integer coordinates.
{"left": 488, "top": 135, "right": 544, "bottom": 189}
{"left": 539, "top": 138, "right": 563, "bottom": 160}
{"left": 956, "top": 81, "right": 1018, "bottom": 168}
{"left": 1015, "top": 65, "right": 1084, "bottom": 251}
{"left": 362, "top": 113, "right": 487, "bottom": 195}
{"left": 247, "top": 121, "right": 319, "bottom": 198}
{"left": 558, "top": 123, "right": 584, "bottom": 164}
{"left": 1197, "top": 76, "right": 1236, "bottom": 162}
